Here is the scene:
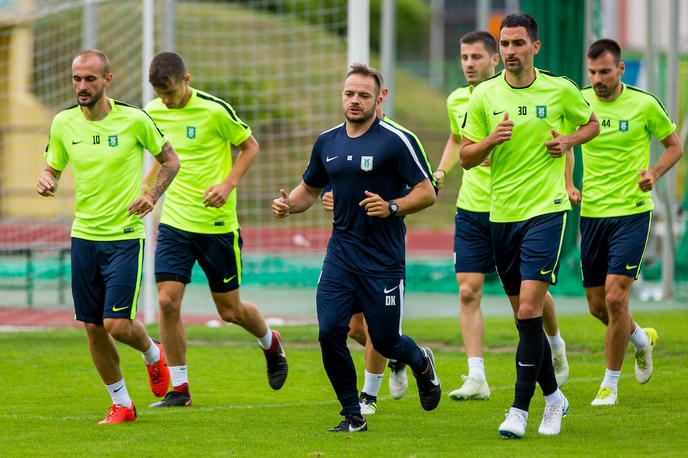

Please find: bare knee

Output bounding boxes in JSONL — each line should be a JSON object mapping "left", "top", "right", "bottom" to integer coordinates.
{"left": 348, "top": 326, "right": 366, "bottom": 346}
{"left": 158, "top": 292, "right": 181, "bottom": 319}
{"left": 588, "top": 301, "right": 608, "bottom": 323}
{"left": 218, "top": 300, "right": 242, "bottom": 324}
{"left": 103, "top": 318, "right": 132, "bottom": 341}
{"left": 605, "top": 290, "right": 629, "bottom": 319}
{"left": 459, "top": 284, "right": 482, "bottom": 309}
{"left": 458, "top": 274, "right": 483, "bottom": 309}
{"left": 348, "top": 314, "right": 367, "bottom": 346}
{"left": 83, "top": 322, "right": 105, "bottom": 341}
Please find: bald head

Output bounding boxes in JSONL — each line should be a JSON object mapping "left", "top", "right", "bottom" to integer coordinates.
{"left": 73, "top": 49, "right": 111, "bottom": 76}
{"left": 72, "top": 49, "right": 112, "bottom": 108}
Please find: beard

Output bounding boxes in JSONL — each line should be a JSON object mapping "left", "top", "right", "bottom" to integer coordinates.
{"left": 76, "top": 90, "right": 103, "bottom": 107}
{"left": 504, "top": 58, "right": 523, "bottom": 74}
{"left": 344, "top": 105, "right": 376, "bottom": 124}
{"left": 594, "top": 82, "right": 618, "bottom": 98}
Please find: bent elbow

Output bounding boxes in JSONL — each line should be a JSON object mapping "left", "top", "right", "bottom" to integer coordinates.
{"left": 459, "top": 155, "right": 474, "bottom": 170}
{"left": 423, "top": 188, "right": 437, "bottom": 208}
{"left": 592, "top": 122, "right": 601, "bottom": 137}
{"left": 172, "top": 157, "right": 181, "bottom": 173}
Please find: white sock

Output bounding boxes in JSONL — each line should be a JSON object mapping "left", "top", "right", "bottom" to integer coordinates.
{"left": 141, "top": 339, "right": 160, "bottom": 365}
{"left": 169, "top": 365, "right": 188, "bottom": 387}
{"left": 546, "top": 330, "right": 565, "bottom": 351}
{"left": 257, "top": 327, "right": 273, "bottom": 350}
{"left": 544, "top": 388, "right": 563, "bottom": 405}
{"left": 602, "top": 368, "right": 621, "bottom": 393}
{"left": 467, "top": 356, "right": 486, "bottom": 380}
{"left": 629, "top": 324, "right": 649, "bottom": 351}
{"left": 106, "top": 379, "right": 132, "bottom": 408}
{"left": 362, "top": 370, "right": 384, "bottom": 397}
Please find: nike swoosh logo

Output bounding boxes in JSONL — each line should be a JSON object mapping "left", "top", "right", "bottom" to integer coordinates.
{"left": 349, "top": 423, "right": 366, "bottom": 432}
{"left": 383, "top": 285, "right": 399, "bottom": 294}
{"left": 626, "top": 264, "right": 638, "bottom": 270}
{"left": 518, "top": 362, "right": 535, "bottom": 367}
{"left": 111, "top": 305, "right": 128, "bottom": 312}
{"left": 71, "top": 140, "right": 83, "bottom": 144}
{"left": 326, "top": 156, "right": 338, "bottom": 162}
{"left": 113, "top": 386, "right": 123, "bottom": 393}
{"left": 493, "top": 110, "right": 505, "bottom": 115}
{"left": 540, "top": 269, "right": 553, "bottom": 275}
{"left": 223, "top": 275, "right": 236, "bottom": 283}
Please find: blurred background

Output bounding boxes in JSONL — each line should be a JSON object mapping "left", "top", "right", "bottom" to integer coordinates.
{"left": 0, "top": 0, "right": 686, "bottom": 320}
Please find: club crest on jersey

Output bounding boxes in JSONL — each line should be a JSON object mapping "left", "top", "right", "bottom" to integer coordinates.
{"left": 108, "top": 135, "right": 118, "bottom": 147}
{"left": 619, "top": 120, "right": 629, "bottom": 132}
{"left": 361, "top": 156, "right": 373, "bottom": 171}
{"left": 536, "top": 105, "right": 547, "bottom": 118}
{"left": 186, "top": 126, "right": 196, "bottom": 139}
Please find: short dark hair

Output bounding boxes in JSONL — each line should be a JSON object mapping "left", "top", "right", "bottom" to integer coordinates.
{"left": 500, "top": 13, "right": 538, "bottom": 42}
{"left": 149, "top": 51, "right": 187, "bottom": 87}
{"left": 346, "top": 63, "right": 383, "bottom": 96}
{"left": 460, "top": 31, "right": 498, "bottom": 55}
{"left": 74, "top": 49, "right": 111, "bottom": 75}
{"left": 587, "top": 38, "right": 622, "bottom": 65}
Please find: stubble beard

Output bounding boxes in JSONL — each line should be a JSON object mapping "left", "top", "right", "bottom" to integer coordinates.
{"left": 344, "top": 106, "right": 375, "bottom": 125}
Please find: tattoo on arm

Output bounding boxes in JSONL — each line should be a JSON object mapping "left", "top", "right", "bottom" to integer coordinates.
{"left": 147, "top": 142, "right": 180, "bottom": 202}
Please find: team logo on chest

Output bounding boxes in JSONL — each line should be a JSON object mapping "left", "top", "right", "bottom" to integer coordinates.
{"left": 108, "top": 135, "right": 118, "bottom": 147}
{"left": 361, "top": 156, "right": 373, "bottom": 171}
{"left": 186, "top": 126, "right": 197, "bottom": 139}
{"left": 619, "top": 120, "right": 629, "bottom": 132}
{"left": 536, "top": 105, "right": 547, "bottom": 118}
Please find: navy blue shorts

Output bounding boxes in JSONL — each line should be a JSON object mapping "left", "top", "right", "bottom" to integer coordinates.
{"left": 317, "top": 262, "right": 405, "bottom": 338}
{"left": 454, "top": 208, "right": 496, "bottom": 274}
{"left": 580, "top": 211, "right": 652, "bottom": 287}
{"left": 155, "top": 224, "right": 242, "bottom": 293}
{"left": 71, "top": 237, "right": 144, "bottom": 324}
{"left": 490, "top": 212, "right": 567, "bottom": 296}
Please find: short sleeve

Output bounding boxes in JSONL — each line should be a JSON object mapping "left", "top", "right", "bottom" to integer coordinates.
{"left": 395, "top": 133, "right": 430, "bottom": 188}
{"left": 44, "top": 117, "right": 68, "bottom": 171}
{"left": 302, "top": 136, "right": 328, "bottom": 189}
{"left": 448, "top": 97, "right": 461, "bottom": 136}
{"left": 215, "top": 103, "right": 252, "bottom": 146}
{"left": 646, "top": 97, "right": 676, "bottom": 142}
{"left": 460, "top": 91, "right": 489, "bottom": 143}
{"left": 562, "top": 81, "right": 593, "bottom": 128}
{"left": 137, "top": 112, "right": 167, "bottom": 156}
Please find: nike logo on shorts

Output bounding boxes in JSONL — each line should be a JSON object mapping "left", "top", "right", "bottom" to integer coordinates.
{"left": 223, "top": 275, "right": 237, "bottom": 283}
{"left": 518, "top": 362, "right": 535, "bottom": 367}
{"left": 540, "top": 269, "right": 553, "bottom": 275}
{"left": 112, "top": 305, "right": 128, "bottom": 312}
{"left": 383, "top": 285, "right": 399, "bottom": 294}
{"left": 326, "top": 155, "right": 338, "bottom": 162}
{"left": 626, "top": 264, "right": 638, "bottom": 270}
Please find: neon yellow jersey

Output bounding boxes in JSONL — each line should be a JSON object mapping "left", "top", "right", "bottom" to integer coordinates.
{"left": 45, "top": 98, "right": 166, "bottom": 240}
{"left": 462, "top": 69, "right": 592, "bottom": 222}
{"left": 447, "top": 85, "right": 490, "bottom": 212}
{"left": 145, "top": 88, "right": 252, "bottom": 234}
{"left": 580, "top": 84, "right": 676, "bottom": 217}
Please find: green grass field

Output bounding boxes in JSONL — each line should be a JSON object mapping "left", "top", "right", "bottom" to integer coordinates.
{"left": 3, "top": 310, "right": 688, "bottom": 457}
